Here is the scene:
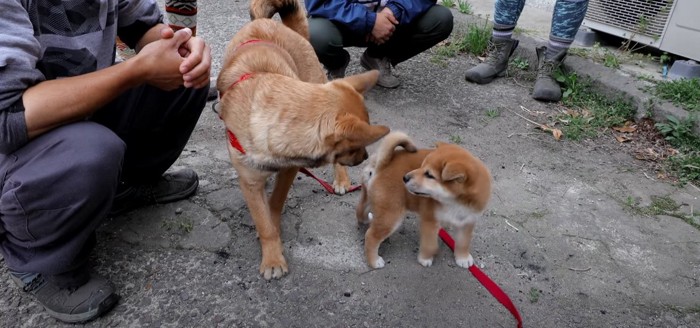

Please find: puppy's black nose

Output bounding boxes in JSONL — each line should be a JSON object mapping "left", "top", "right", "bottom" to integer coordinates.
{"left": 403, "top": 175, "right": 411, "bottom": 183}
{"left": 363, "top": 152, "right": 369, "bottom": 160}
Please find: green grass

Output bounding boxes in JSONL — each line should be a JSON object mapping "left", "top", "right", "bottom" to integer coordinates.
{"left": 162, "top": 217, "right": 194, "bottom": 234}
{"left": 457, "top": 0, "right": 472, "bottom": 14}
{"left": 441, "top": 0, "right": 455, "bottom": 8}
{"left": 462, "top": 19, "right": 492, "bottom": 56}
{"left": 622, "top": 195, "right": 700, "bottom": 230}
{"left": 553, "top": 70, "right": 636, "bottom": 141}
{"left": 430, "top": 18, "right": 492, "bottom": 64}
{"left": 511, "top": 56, "right": 529, "bottom": 70}
{"left": 655, "top": 78, "right": 700, "bottom": 111}
{"left": 449, "top": 135, "right": 463, "bottom": 144}
{"left": 604, "top": 52, "right": 620, "bottom": 69}
{"left": 528, "top": 288, "right": 540, "bottom": 303}
{"left": 655, "top": 115, "right": 700, "bottom": 185}
{"left": 485, "top": 108, "right": 500, "bottom": 118}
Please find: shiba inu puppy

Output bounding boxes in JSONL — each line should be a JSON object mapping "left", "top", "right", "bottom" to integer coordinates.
{"left": 356, "top": 132, "right": 491, "bottom": 269}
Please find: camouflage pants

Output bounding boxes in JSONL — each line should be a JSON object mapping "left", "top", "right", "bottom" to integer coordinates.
{"left": 494, "top": 0, "right": 589, "bottom": 42}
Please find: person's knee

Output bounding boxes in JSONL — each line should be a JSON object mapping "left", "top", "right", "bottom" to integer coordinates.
{"left": 66, "top": 123, "right": 125, "bottom": 196}
{"left": 431, "top": 5, "right": 455, "bottom": 38}
{"left": 308, "top": 18, "right": 343, "bottom": 56}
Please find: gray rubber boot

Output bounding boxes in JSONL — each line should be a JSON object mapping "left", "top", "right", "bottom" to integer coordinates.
{"left": 464, "top": 38, "right": 519, "bottom": 84}
{"left": 532, "top": 46, "right": 567, "bottom": 102}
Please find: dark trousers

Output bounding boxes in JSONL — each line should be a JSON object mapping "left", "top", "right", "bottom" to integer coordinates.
{"left": 0, "top": 84, "right": 207, "bottom": 287}
{"left": 308, "top": 5, "right": 454, "bottom": 70}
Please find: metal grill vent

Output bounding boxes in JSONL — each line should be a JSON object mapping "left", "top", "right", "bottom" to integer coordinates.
{"left": 585, "top": 0, "right": 674, "bottom": 39}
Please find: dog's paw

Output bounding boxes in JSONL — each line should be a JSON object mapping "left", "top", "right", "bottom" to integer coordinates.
{"left": 455, "top": 254, "right": 474, "bottom": 268}
{"left": 333, "top": 179, "right": 351, "bottom": 195}
{"left": 418, "top": 256, "right": 433, "bottom": 267}
{"left": 370, "top": 256, "right": 385, "bottom": 269}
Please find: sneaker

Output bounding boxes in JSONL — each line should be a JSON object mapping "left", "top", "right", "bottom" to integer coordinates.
{"left": 11, "top": 273, "right": 120, "bottom": 323}
{"left": 326, "top": 51, "right": 351, "bottom": 80}
{"left": 360, "top": 50, "right": 400, "bottom": 88}
{"left": 110, "top": 168, "right": 199, "bottom": 216}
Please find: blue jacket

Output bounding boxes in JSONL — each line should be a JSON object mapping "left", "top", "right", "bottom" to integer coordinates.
{"left": 305, "top": 0, "right": 437, "bottom": 35}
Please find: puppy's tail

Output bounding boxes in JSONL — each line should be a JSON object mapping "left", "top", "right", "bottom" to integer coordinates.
{"left": 374, "top": 131, "right": 418, "bottom": 171}
{"left": 249, "top": 0, "right": 309, "bottom": 39}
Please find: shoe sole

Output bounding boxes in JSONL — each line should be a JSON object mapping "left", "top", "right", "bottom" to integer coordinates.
{"left": 47, "top": 293, "right": 121, "bottom": 324}
{"left": 465, "top": 70, "right": 507, "bottom": 85}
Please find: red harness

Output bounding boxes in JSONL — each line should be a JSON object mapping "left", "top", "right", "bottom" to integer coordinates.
{"left": 219, "top": 39, "right": 273, "bottom": 154}
{"left": 219, "top": 72, "right": 253, "bottom": 154}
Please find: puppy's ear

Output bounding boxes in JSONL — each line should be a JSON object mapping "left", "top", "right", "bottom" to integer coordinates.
{"left": 339, "top": 70, "right": 380, "bottom": 94}
{"left": 441, "top": 162, "right": 467, "bottom": 183}
{"left": 336, "top": 114, "right": 390, "bottom": 145}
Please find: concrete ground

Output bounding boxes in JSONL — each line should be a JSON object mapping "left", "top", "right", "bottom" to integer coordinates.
{"left": 1, "top": 1, "right": 699, "bottom": 328}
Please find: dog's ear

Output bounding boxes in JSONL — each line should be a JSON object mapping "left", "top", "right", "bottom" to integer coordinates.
{"left": 336, "top": 114, "right": 390, "bottom": 146}
{"left": 339, "top": 70, "right": 380, "bottom": 94}
{"left": 441, "top": 162, "right": 467, "bottom": 183}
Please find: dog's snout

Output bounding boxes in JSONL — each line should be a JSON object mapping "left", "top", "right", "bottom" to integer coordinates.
{"left": 403, "top": 174, "right": 411, "bottom": 183}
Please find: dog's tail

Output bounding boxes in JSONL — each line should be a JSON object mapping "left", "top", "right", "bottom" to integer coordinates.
{"left": 249, "top": 0, "right": 309, "bottom": 39}
{"left": 374, "top": 131, "right": 418, "bottom": 171}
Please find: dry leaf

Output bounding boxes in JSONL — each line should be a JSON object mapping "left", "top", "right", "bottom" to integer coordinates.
{"left": 477, "top": 56, "right": 486, "bottom": 62}
{"left": 536, "top": 125, "right": 563, "bottom": 141}
{"left": 551, "top": 128, "right": 563, "bottom": 140}
{"left": 613, "top": 121, "right": 637, "bottom": 133}
{"left": 615, "top": 135, "right": 632, "bottom": 143}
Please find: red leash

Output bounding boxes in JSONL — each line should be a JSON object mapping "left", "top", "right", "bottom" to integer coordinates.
{"left": 438, "top": 229, "right": 523, "bottom": 328}
{"left": 298, "top": 168, "right": 361, "bottom": 194}
{"left": 301, "top": 173, "right": 523, "bottom": 327}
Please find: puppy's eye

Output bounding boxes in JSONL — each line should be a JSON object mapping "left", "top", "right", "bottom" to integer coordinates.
{"left": 424, "top": 171, "right": 435, "bottom": 179}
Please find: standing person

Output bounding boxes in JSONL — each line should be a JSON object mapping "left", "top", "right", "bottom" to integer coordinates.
{"left": 305, "top": 0, "right": 454, "bottom": 88}
{"left": 0, "top": 0, "right": 211, "bottom": 323}
{"left": 166, "top": 0, "right": 199, "bottom": 35}
{"left": 464, "top": 0, "right": 589, "bottom": 102}
{"left": 164, "top": 0, "right": 219, "bottom": 101}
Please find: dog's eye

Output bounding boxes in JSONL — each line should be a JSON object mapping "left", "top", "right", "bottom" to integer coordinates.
{"left": 424, "top": 171, "right": 435, "bottom": 179}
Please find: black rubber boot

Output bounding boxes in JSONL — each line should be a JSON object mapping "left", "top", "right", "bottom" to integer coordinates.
{"left": 464, "top": 38, "right": 519, "bottom": 84}
{"left": 532, "top": 46, "right": 567, "bottom": 102}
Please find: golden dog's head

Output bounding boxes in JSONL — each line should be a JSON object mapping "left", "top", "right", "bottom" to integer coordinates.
{"left": 325, "top": 70, "right": 390, "bottom": 166}
{"left": 403, "top": 142, "right": 491, "bottom": 211}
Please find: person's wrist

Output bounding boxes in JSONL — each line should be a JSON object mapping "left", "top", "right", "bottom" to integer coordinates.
{"left": 121, "top": 55, "right": 149, "bottom": 87}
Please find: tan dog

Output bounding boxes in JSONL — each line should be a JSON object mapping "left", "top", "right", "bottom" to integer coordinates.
{"left": 356, "top": 132, "right": 492, "bottom": 269}
{"left": 217, "top": 0, "right": 389, "bottom": 280}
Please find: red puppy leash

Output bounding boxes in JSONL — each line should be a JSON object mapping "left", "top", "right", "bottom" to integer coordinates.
{"left": 306, "top": 175, "right": 523, "bottom": 327}
{"left": 438, "top": 229, "right": 524, "bottom": 328}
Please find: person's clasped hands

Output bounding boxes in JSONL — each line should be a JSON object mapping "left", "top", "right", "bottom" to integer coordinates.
{"left": 369, "top": 7, "right": 398, "bottom": 45}
{"left": 133, "top": 27, "right": 212, "bottom": 91}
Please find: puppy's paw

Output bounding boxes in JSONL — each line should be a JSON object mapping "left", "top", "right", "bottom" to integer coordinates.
{"left": 370, "top": 256, "right": 385, "bottom": 269}
{"left": 260, "top": 257, "right": 289, "bottom": 280}
{"left": 455, "top": 254, "right": 474, "bottom": 268}
{"left": 418, "top": 256, "right": 433, "bottom": 267}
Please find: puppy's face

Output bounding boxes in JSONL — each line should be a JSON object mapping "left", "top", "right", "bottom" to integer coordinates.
{"left": 404, "top": 143, "right": 487, "bottom": 204}
{"left": 325, "top": 70, "right": 389, "bottom": 166}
